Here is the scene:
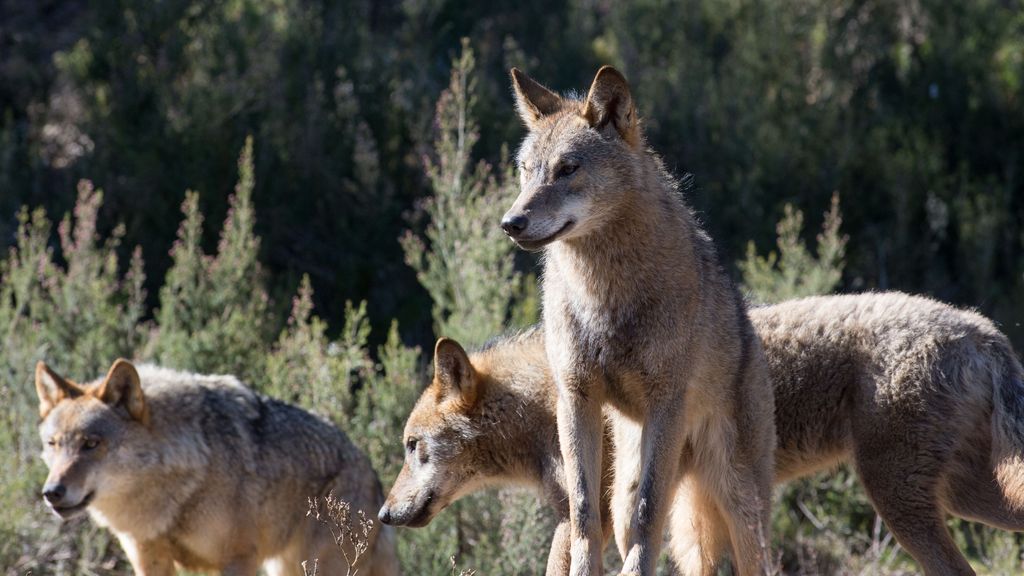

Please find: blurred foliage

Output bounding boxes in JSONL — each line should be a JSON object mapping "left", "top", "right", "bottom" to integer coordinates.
{"left": 400, "top": 38, "right": 526, "bottom": 347}
{"left": 146, "top": 137, "right": 271, "bottom": 382}
{"left": 4, "top": 0, "right": 1020, "bottom": 350}
{"left": 741, "top": 193, "right": 847, "bottom": 303}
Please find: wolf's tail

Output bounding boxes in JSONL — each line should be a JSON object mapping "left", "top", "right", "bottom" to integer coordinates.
{"left": 991, "top": 338, "right": 1024, "bottom": 511}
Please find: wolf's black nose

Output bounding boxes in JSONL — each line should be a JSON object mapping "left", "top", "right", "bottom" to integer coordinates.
{"left": 378, "top": 505, "right": 392, "bottom": 525}
{"left": 42, "top": 483, "right": 66, "bottom": 504}
{"left": 501, "top": 215, "right": 529, "bottom": 237}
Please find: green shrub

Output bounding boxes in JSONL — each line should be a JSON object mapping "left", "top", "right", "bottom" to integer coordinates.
{"left": 265, "top": 275, "right": 370, "bottom": 423}
{"left": 740, "top": 192, "right": 847, "bottom": 304}
{"left": 400, "top": 38, "right": 525, "bottom": 348}
{"left": 146, "top": 137, "right": 270, "bottom": 383}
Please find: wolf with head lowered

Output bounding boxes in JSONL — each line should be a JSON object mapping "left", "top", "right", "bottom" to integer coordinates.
{"left": 35, "top": 359, "right": 399, "bottom": 576}
{"left": 500, "top": 66, "right": 776, "bottom": 576}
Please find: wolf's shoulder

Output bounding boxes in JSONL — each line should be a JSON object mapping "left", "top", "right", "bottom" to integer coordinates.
{"left": 135, "top": 365, "right": 252, "bottom": 396}
{"left": 136, "top": 365, "right": 351, "bottom": 453}
{"left": 133, "top": 365, "right": 261, "bottom": 422}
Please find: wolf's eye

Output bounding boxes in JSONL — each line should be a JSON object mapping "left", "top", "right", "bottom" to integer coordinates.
{"left": 46, "top": 438, "right": 56, "bottom": 447}
{"left": 82, "top": 438, "right": 100, "bottom": 451}
{"left": 556, "top": 162, "right": 579, "bottom": 178}
{"left": 405, "top": 438, "right": 418, "bottom": 454}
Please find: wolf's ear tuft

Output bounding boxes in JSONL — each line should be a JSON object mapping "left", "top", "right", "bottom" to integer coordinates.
{"left": 96, "top": 359, "right": 148, "bottom": 425}
{"left": 583, "top": 66, "right": 640, "bottom": 147}
{"left": 36, "top": 362, "right": 81, "bottom": 419}
{"left": 511, "top": 68, "right": 563, "bottom": 129}
{"left": 433, "top": 338, "right": 477, "bottom": 406}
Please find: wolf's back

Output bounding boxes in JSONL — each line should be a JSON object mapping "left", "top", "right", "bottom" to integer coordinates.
{"left": 136, "top": 366, "right": 361, "bottom": 479}
{"left": 250, "top": 394, "right": 366, "bottom": 481}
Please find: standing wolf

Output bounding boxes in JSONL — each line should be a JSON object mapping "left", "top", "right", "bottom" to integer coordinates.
{"left": 35, "top": 359, "right": 399, "bottom": 576}
{"left": 501, "top": 66, "right": 775, "bottom": 576}
{"left": 757, "top": 293, "right": 1024, "bottom": 576}
{"left": 382, "top": 293, "right": 1024, "bottom": 576}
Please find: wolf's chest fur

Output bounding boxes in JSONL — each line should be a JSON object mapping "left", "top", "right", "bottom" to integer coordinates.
{"left": 543, "top": 262, "right": 677, "bottom": 416}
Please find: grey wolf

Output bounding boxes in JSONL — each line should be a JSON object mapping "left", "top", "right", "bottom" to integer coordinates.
{"left": 382, "top": 292, "right": 1024, "bottom": 576}
{"left": 377, "top": 332, "right": 613, "bottom": 576}
{"left": 501, "top": 66, "right": 775, "bottom": 575}
{"left": 35, "top": 359, "right": 399, "bottom": 576}
{"left": 756, "top": 292, "right": 1024, "bottom": 575}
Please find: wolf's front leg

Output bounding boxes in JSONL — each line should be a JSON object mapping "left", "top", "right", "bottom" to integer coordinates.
{"left": 546, "top": 518, "right": 572, "bottom": 576}
{"left": 667, "top": 475, "right": 729, "bottom": 576}
{"left": 619, "top": 388, "right": 687, "bottom": 576}
{"left": 609, "top": 411, "right": 642, "bottom": 558}
{"left": 119, "top": 536, "right": 176, "bottom": 576}
{"left": 557, "top": 385, "right": 605, "bottom": 576}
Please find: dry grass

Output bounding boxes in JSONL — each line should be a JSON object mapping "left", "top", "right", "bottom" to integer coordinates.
{"left": 305, "top": 492, "right": 375, "bottom": 576}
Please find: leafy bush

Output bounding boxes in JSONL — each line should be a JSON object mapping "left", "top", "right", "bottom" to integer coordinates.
{"left": 146, "top": 137, "right": 270, "bottom": 382}
{"left": 400, "top": 38, "right": 526, "bottom": 347}
{"left": 740, "top": 193, "right": 847, "bottom": 304}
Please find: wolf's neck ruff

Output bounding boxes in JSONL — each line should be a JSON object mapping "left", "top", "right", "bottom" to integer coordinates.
{"left": 543, "top": 158, "right": 702, "bottom": 319}
{"left": 468, "top": 376, "right": 557, "bottom": 481}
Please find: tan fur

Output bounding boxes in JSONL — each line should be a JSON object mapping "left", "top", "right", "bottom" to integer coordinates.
{"left": 35, "top": 360, "right": 399, "bottom": 576}
{"left": 503, "top": 66, "right": 775, "bottom": 576}
{"left": 378, "top": 331, "right": 614, "bottom": 576}
{"left": 387, "top": 293, "right": 1024, "bottom": 576}
{"left": 751, "top": 292, "right": 1024, "bottom": 576}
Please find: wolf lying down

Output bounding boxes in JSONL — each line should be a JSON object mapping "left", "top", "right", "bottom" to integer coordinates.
{"left": 380, "top": 292, "right": 1024, "bottom": 576}
{"left": 35, "top": 360, "right": 399, "bottom": 576}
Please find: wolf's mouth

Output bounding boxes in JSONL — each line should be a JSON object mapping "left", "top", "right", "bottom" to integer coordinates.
{"left": 51, "top": 491, "right": 94, "bottom": 519}
{"left": 403, "top": 491, "right": 438, "bottom": 528}
{"left": 515, "top": 220, "right": 575, "bottom": 251}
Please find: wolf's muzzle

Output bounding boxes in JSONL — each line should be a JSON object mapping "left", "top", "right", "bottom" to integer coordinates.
{"left": 501, "top": 214, "right": 529, "bottom": 238}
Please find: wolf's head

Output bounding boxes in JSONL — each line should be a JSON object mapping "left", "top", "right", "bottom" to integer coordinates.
{"left": 379, "top": 338, "right": 486, "bottom": 528}
{"left": 501, "top": 66, "right": 644, "bottom": 251}
{"left": 35, "top": 359, "right": 148, "bottom": 519}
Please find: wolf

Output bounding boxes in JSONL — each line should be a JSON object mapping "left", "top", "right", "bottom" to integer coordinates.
{"left": 381, "top": 292, "right": 1024, "bottom": 576}
{"left": 501, "top": 66, "right": 776, "bottom": 575}
{"left": 377, "top": 332, "right": 614, "bottom": 576}
{"left": 35, "top": 358, "right": 399, "bottom": 576}
{"left": 756, "top": 292, "right": 1024, "bottom": 575}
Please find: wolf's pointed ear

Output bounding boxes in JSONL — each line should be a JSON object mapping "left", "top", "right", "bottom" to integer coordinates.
{"left": 583, "top": 66, "right": 640, "bottom": 148}
{"left": 96, "top": 359, "right": 148, "bottom": 425}
{"left": 36, "top": 362, "right": 82, "bottom": 419}
{"left": 511, "top": 68, "right": 563, "bottom": 129}
{"left": 433, "top": 338, "right": 477, "bottom": 406}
